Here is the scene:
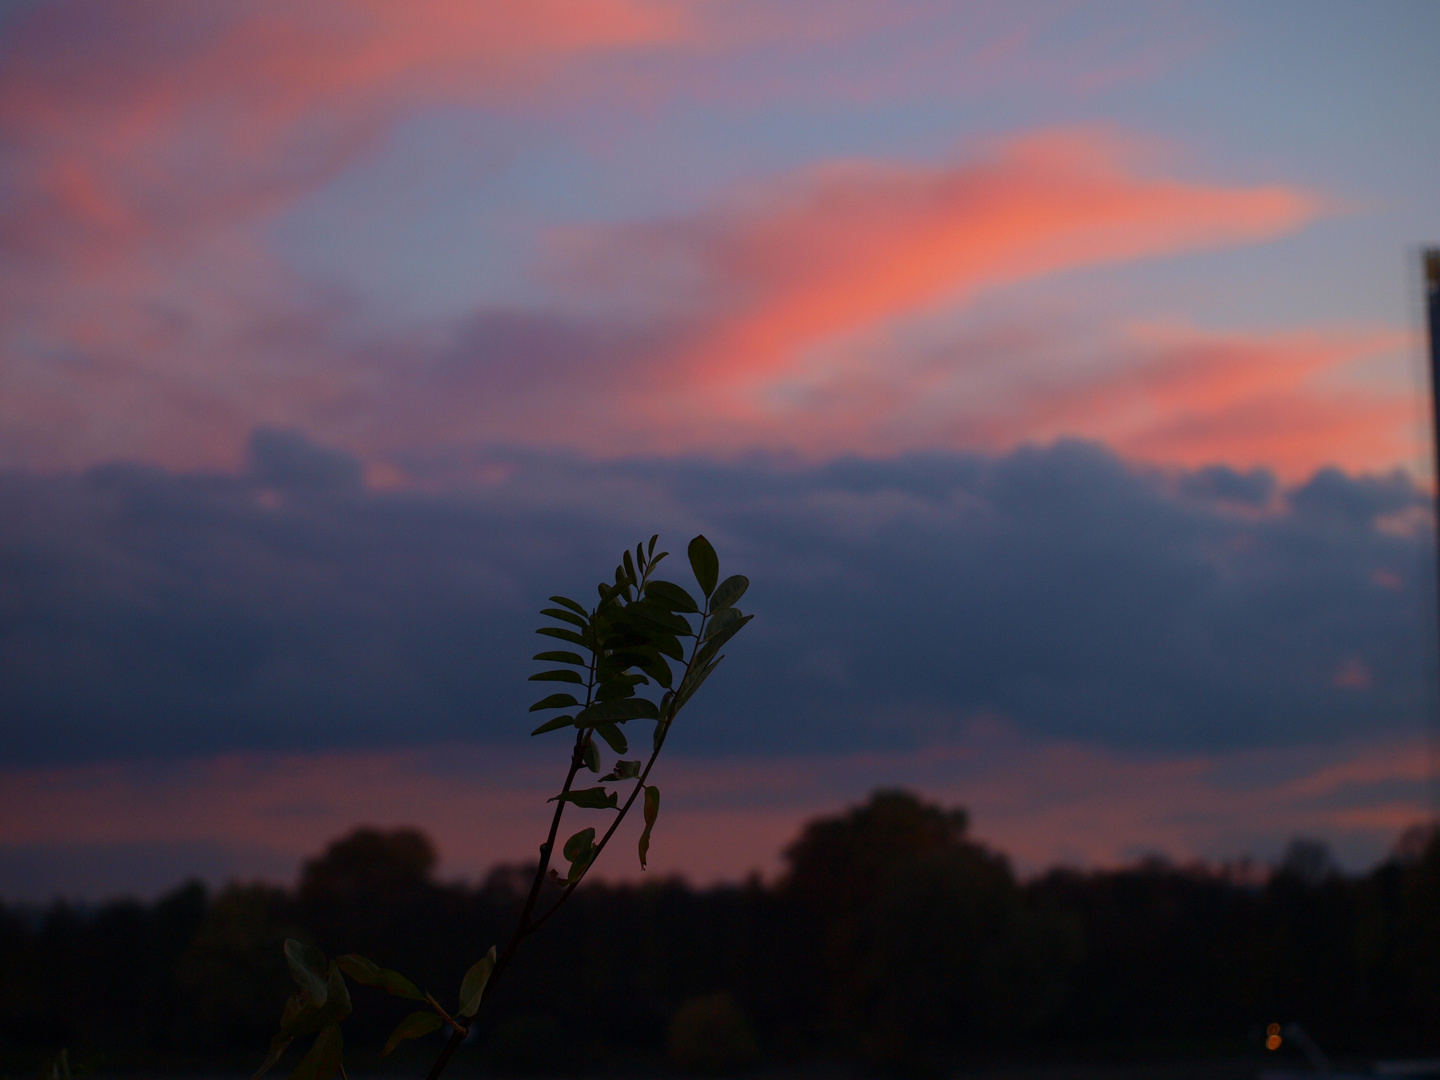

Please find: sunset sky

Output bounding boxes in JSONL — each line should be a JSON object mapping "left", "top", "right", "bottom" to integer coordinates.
{"left": 2, "top": 0, "right": 1439, "bottom": 900}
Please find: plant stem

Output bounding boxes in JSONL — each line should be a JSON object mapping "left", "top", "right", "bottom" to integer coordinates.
{"left": 423, "top": 993, "right": 467, "bottom": 1037}
{"left": 530, "top": 601, "right": 712, "bottom": 929}
{"left": 423, "top": 568, "right": 709, "bottom": 1080}
{"left": 421, "top": 730, "right": 587, "bottom": 1080}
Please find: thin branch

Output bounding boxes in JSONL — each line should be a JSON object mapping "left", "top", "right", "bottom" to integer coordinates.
{"left": 423, "top": 993, "right": 468, "bottom": 1037}
{"left": 423, "top": 616, "right": 603, "bottom": 1080}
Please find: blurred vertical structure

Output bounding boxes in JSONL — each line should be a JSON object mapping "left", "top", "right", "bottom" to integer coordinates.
{"left": 1425, "top": 248, "right": 1440, "bottom": 815}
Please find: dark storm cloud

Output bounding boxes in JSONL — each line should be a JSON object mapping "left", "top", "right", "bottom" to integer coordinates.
{"left": 1, "top": 433, "right": 1433, "bottom": 766}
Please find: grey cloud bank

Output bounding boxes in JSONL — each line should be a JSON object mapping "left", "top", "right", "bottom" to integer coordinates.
{"left": 1, "top": 431, "right": 1434, "bottom": 766}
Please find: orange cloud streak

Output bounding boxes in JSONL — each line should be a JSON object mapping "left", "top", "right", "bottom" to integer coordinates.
{"left": 999, "top": 324, "right": 1422, "bottom": 479}
{"left": 0, "top": 0, "right": 688, "bottom": 258}
{"left": 0, "top": 3, "right": 1398, "bottom": 488}
{"left": 590, "top": 130, "right": 1323, "bottom": 397}
{"left": 0, "top": 0, "right": 693, "bottom": 471}
{"left": 547, "top": 130, "right": 1403, "bottom": 479}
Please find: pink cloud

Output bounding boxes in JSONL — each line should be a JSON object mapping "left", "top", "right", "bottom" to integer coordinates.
{"left": 0, "top": 0, "right": 698, "bottom": 471}
{"left": 0, "top": 4, "right": 1397, "bottom": 487}
{"left": 571, "top": 129, "right": 1322, "bottom": 395}
{"left": 529, "top": 138, "right": 1407, "bottom": 479}
{"left": 0, "top": 730, "right": 1425, "bottom": 898}
{"left": 0, "top": 1, "right": 690, "bottom": 273}
{"left": 985, "top": 323, "right": 1420, "bottom": 480}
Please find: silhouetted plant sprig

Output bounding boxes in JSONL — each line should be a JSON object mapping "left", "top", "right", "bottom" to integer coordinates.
{"left": 252, "top": 535, "right": 750, "bottom": 1080}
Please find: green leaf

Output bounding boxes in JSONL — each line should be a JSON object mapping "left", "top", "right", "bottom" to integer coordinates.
{"left": 691, "top": 637, "right": 720, "bottom": 672}
{"left": 654, "top": 633, "right": 685, "bottom": 661}
{"left": 595, "top": 677, "right": 643, "bottom": 702}
{"left": 541, "top": 607, "right": 588, "bottom": 629}
{"left": 530, "top": 714, "right": 574, "bottom": 735}
{"left": 548, "top": 595, "right": 589, "bottom": 617}
{"left": 710, "top": 574, "right": 749, "bottom": 614}
{"left": 533, "top": 650, "right": 586, "bottom": 666}
{"left": 381, "top": 1011, "right": 442, "bottom": 1057}
{"left": 601, "top": 759, "right": 642, "bottom": 781}
{"left": 560, "top": 822, "right": 599, "bottom": 881}
{"left": 640, "top": 655, "right": 673, "bottom": 689}
{"left": 252, "top": 1029, "right": 294, "bottom": 1080}
{"left": 675, "top": 656, "right": 723, "bottom": 711}
{"left": 528, "top": 669, "right": 584, "bottom": 684}
{"left": 336, "top": 954, "right": 423, "bottom": 1001}
{"left": 288, "top": 1023, "right": 342, "bottom": 1080}
{"left": 529, "top": 692, "right": 579, "bottom": 712}
{"left": 578, "top": 697, "right": 659, "bottom": 724}
{"left": 284, "top": 940, "right": 329, "bottom": 1006}
{"left": 550, "top": 786, "right": 618, "bottom": 810}
{"left": 536, "top": 626, "right": 587, "bottom": 647}
{"left": 628, "top": 602, "right": 693, "bottom": 635}
{"left": 583, "top": 738, "right": 601, "bottom": 773}
{"left": 594, "top": 722, "right": 628, "bottom": 754}
{"left": 273, "top": 968, "right": 351, "bottom": 1043}
{"left": 700, "top": 611, "right": 751, "bottom": 653}
{"left": 279, "top": 990, "right": 310, "bottom": 1031}
{"left": 623, "top": 548, "right": 637, "bottom": 588}
{"left": 701, "top": 605, "right": 744, "bottom": 643}
{"left": 457, "top": 946, "right": 497, "bottom": 1018}
{"left": 275, "top": 991, "right": 321, "bottom": 1042}
{"left": 688, "top": 535, "right": 719, "bottom": 597}
{"left": 564, "top": 827, "right": 596, "bottom": 862}
{"left": 639, "top": 785, "right": 660, "bottom": 869}
{"left": 645, "top": 580, "right": 699, "bottom": 613}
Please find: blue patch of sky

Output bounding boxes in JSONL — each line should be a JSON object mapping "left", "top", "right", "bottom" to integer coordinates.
{"left": 268, "top": 1, "right": 1439, "bottom": 347}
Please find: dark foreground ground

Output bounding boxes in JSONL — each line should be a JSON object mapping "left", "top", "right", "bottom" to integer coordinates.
{"left": 54, "top": 1064, "right": 1358, "bottom": 1080}
{"left": 7, "top": 793, "right": 1440, "bottom": 1078}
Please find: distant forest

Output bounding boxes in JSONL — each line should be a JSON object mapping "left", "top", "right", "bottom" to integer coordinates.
{"left": 4, "top": 790, "right": 1440, "bottom": 1075}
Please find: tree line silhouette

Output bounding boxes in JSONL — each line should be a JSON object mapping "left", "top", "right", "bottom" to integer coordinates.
{"left": 3, "top": 790, "right": 1439, "bottom": 1074}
